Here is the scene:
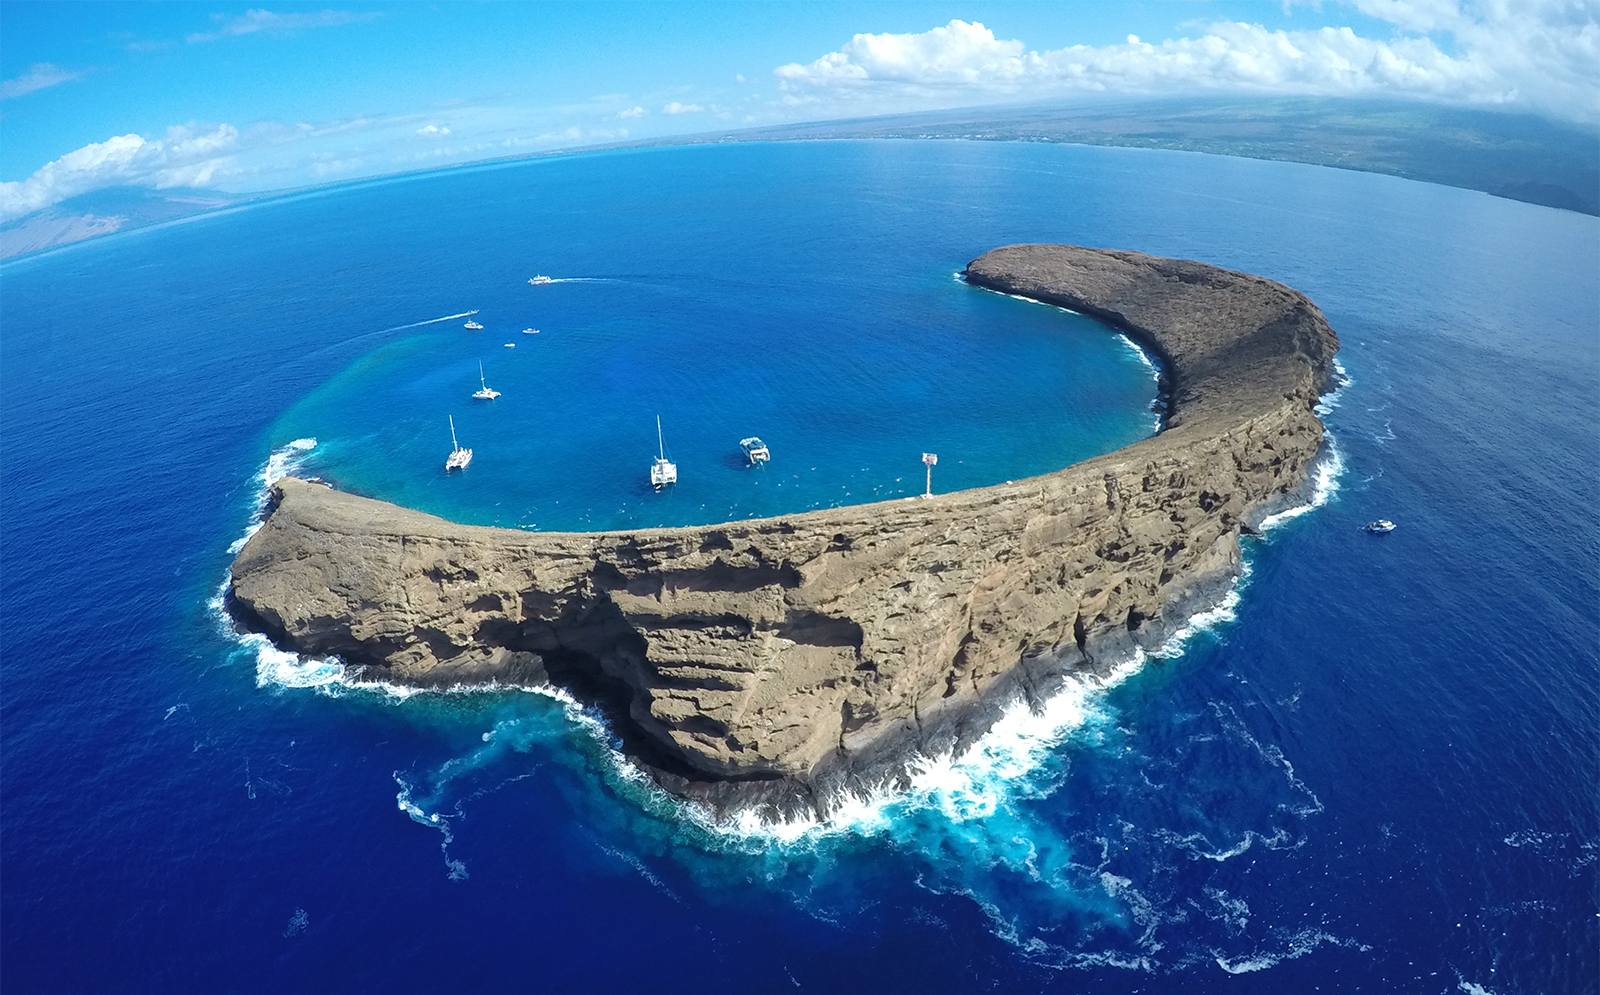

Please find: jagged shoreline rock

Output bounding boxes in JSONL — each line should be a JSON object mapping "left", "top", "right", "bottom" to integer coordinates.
{"left": 229, "top": 244, "right": 1339, "bottom": 821}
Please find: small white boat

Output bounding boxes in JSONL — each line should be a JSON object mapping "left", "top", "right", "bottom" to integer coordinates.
{"left": 522, "top": 328, "right": 539, "bottom": 334}
{"left": 528, "top": 275, "right": 554, "bottom": 285}
{"left": 472, "top": 361, "right": 500, "bottom": 400}
{"left": 1365, "top": 519, "right": 1396, "bottom": 533}
{"left": 504, "top": 342, "right": 515, "bottom": 348}
{"left": 740, "top": 436, "right": 770, "bottom": 465}
{"left": 464, "top": 320, "right": 483, "bottom": 330}
{"left": 650, "top": 416, "right": 677, "bottom": 490}
{"left": 445, "top": 415, "right": 472, "bottom": 471}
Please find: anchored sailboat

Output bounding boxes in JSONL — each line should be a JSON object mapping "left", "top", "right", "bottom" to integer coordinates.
{"left": 472, "top": 361, "right": 500, "bottom": 400}
{"left": 445, "top": 415, "right": 473, "bottom": 471}
{"left": 650, "top": 416, "right": 677, "bottom": 490}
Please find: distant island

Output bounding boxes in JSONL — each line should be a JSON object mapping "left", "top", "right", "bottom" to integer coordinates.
{"left": 737, "top": 97, "right": 1600, "bottom": 217}
{"left": 228, "top": 243, "right": 1340, "bottom": 820}
{"left": 4, "top": 96, "right": 1593, "bottom": 261}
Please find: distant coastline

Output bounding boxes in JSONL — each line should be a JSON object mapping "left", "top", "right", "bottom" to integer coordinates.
{"left": 4, "top": 96, "right": 1594, "bottom": 263}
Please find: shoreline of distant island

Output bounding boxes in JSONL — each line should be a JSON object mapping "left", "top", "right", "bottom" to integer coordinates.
{"left": 4, "top": 95, "right": 1594, "bottom": 263}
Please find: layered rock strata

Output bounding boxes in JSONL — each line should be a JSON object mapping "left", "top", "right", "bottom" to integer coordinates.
{"left": 230, "top": 244, "right": 1339, "bottom": 818}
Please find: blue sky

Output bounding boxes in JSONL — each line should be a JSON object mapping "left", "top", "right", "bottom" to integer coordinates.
{"left": 2, "top": 1, "right": 1596, "bottom": 221}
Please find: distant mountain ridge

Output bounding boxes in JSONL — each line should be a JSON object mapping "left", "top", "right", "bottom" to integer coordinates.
{"left": 726, "top": 97, "right": 1600, "bottom": 217}
{"left": 3, "top": 97, "right": 1593, "bottom": 261}
{"left": 0, "top": 186, "right": 244, "bottom": 261}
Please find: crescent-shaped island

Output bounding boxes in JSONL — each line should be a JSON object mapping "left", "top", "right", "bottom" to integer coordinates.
{"left": 229, "top": 244, "right": 1340, "bottom": 820}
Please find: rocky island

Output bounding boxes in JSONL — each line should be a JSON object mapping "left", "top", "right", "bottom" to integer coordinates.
{"left": 229, "top": 244, "right": 1340, "bottom": 819}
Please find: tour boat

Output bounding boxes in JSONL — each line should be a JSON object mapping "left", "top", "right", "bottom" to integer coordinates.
{"left": 740, "top": 437, "right": 770, "bottom": 465}
{"left": 472, "top": 361, "right": 500, "bottom": 400}
{"left": 1365, "top": 519, "right": 1396, "bottom": 533}
{"left": 445, "top": 416, "right": 472, "bottom": 471}
{"left": 650, "top": 416, "right": 677, "bottom": 490}
{"left": 522, "top": 327, "right": 539, "bottom": 334}
{"left": 463, "top": 320, "right": 483, "bottom": 330}
{"left": 528, "top": 275, "right": 554, "bottom": 285}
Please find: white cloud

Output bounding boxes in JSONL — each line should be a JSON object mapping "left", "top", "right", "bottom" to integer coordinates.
{"left": 416, "top": 124, "right": 451, "bottom": 136}
{"left": 662, "top": 101, "right": 703, "bottom": 114}
{"left": 186, "top": 8, "right": 379, "bottom": 44}
{"left": 536, "top": 126, "right": 585, "bottom": 143}
{"left": 310, "top": 157, "right": 363, "bottom": 177}
{"left": 0, "top": 63, "right": 89, "bottom": 100}
{"left": 617, "top": 105, "right": 646, "bottom": 119}
{"left": 0, "top": 124, "right": 241, "bottom": 222}
{"left": 775, "top": 5, "right": 1600, "bottom": 123}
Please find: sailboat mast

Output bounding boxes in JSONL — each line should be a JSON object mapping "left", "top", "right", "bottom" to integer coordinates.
{"left": 450, "top": 415, "right": 459, "bottom": 449}
{"left": 479, "top": 361, "right": 486, "bottom": 389}
{"left": 656, "top": 415, "right": 665, "bottom": 460}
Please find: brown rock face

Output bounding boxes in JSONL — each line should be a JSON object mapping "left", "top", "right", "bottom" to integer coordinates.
{"left": 229, "top": 244, "right": 1339, "bottom": 817}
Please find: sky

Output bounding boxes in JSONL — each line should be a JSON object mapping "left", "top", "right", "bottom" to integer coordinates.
{"left": 1, "top": 1, "right": 1597, "bottom": 223}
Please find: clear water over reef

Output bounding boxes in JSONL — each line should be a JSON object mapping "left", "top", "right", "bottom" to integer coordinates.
{"left": 2, "top": 140, "right": 1595, "bottom": 993}
{"left": 260, "top": 151, "right": 1159, "bottom": 530}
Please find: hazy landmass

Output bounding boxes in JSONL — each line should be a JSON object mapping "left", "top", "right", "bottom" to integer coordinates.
{"left": 726, "top": 97, "right": 1600, "bottom": 217}
{"left": 3, "top": 97, "right": 1593, "bottom": 261}
{"left": 0, "top": 186, "right": 244, "bottom": 261}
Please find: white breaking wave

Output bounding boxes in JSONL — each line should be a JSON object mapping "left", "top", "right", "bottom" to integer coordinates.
{"left": 1258, "top": 439, "right": 1344, "bottom": 533}
{"left": 1251, "top": 359, "right": 1349, "bottom": 533}
{"left": 1214, "top": 928, "right": 1371, "bottom": 974}
{"left": 692, "top": 653, "right": 1150, "bottom": 846}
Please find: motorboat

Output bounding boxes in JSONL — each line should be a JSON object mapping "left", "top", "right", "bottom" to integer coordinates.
{"left": 472, "top": 361, "right": 499, "bottom": 400}
{"left": 740, "top": 437, "right": 770, "bottom": 465}
{"left": 504, "top": 342, "right": 515, "bottom": 348}
{"left": 464, "top": 319, "right": 483, "bottom": 330}
{"left": 522, "top": 327, "right": 539, "bottom": 334}
{"left": 1365, "top": 519, "right": 1396, "bottom": 533}
{"left": 650, "top": 416, "right": 677, "bottom": 490}
{"left": 445, "top": 416, "right": 472, "bottom": 471}
{"left": 528, "top": 275, "right": 554, "bottom": 285}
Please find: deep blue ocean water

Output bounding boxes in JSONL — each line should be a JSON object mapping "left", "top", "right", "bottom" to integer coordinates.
{"left": 2, "top": 140, "right": 1595, "bottom": 993}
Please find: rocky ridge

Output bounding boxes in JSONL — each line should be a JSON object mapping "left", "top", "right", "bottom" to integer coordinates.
{"left": 229, "top": 244, "right": 1339, "bottom": 819}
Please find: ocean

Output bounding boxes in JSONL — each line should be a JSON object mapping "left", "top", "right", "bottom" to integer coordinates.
{"left": 1, "top": 140, "right": 1594, "bottom": 993}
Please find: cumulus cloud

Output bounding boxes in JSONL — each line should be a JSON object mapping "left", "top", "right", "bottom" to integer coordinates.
{"left": 0, "top": 63, "right": 89, "bottom": 100}
{"left": 662, "top": 101, "right": 703, "bottom": 114}
{"left": 416, "top": 124, "right": 451, "bottom": 136}
{"left": 186, "top": 8, "right": 379, "bottom": 44}
{"left": 774, "top": 4, "right": 1600, "bottom": 123}
{"left": 0, "top": 123, "right": 241, "bottom": 222}
{"left": 617, "top": 105, "right": 646, "bottom": 119}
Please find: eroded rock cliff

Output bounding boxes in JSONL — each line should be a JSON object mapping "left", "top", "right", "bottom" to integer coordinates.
{"left": 229, "top": 244, "right": 1339, "bottom": 818}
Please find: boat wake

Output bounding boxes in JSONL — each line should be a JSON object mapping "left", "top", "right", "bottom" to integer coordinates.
{"left": 377, "top": 310, "right": 481, "bottom": 333}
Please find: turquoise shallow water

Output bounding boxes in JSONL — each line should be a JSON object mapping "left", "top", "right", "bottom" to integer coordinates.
{"left": 2, "top": 140, "right": 1595, "bottom": 993}
{"left": 265, "top": 149, "right": 1158, "bottom": 531}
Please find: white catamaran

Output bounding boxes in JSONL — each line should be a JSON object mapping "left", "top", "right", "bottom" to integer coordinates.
{"left": 650, "top": 416, "right": 677, "bottom": 490}
{"left": 740, "top": 436, "right": 770, "bottom": 465}
{"left": 445, "top": 415, "right": 473, "bottom": 471}
{"left": 472, "top": 361, "right": 500, "bottom": 400}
